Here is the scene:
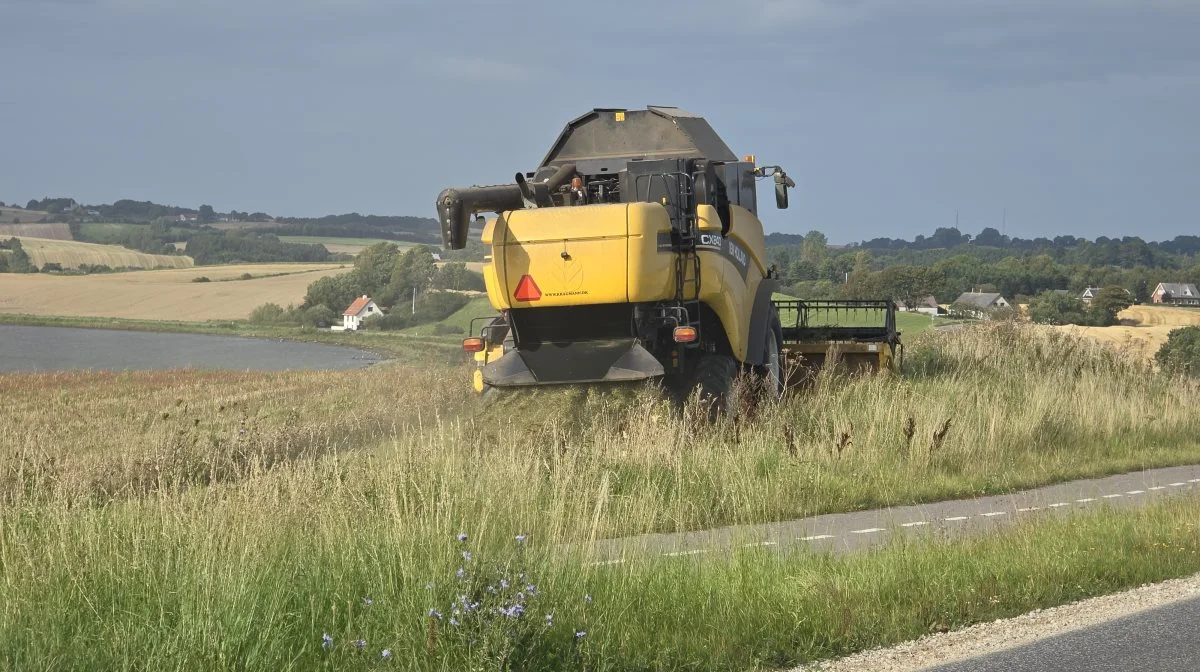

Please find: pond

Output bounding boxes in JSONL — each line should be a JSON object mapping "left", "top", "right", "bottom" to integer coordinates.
{"left": 0, "top": 325, "right": 384, "bottom": 373}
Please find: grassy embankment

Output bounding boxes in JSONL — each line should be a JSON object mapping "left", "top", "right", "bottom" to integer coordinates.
{"left": 3, "top": 322, "right": 1200, "bottom": 669}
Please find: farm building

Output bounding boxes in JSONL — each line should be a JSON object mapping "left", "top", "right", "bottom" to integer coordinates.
{"left": 900, "top": 295, "right": 947, "bottom": 316}
{"left": 1151, "top": 282, "right": 1200, "bottom": 306}
{"left": 332, "top": 295, "right": 381, "bottom": 331}
{"left": 952, "top": 292, "right": 1011, "bottom": 319}
{"left": 1079, "top": 287, "right": 1104, "bottom": 303}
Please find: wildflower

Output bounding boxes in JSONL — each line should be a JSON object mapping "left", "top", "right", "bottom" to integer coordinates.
{"left": 516, "top": 592, "right": 525, "bottom": 602}
{"left": 457, "top": 533, "right": 468, "bottom": 542}
{"left": 486, "top": 584, "right": 496, "bottom": 593}
{"left": 500, "top": 579, "right": 509, "bottom": 589}
{"left": 456, "top": 567, "right": 466, "bottom": 580}
{"left": 545, "top": 613, "right": 554, "bottom": 626}
{"left": 362, "top": 597, "right": 373, "bottom": 606}
{"left": 462, "top": 550, "right": 472, "bottom": 561}
{"left": 525, "top": 584, "right": 538, "bottom": 596}
{"left": 425, "top": 582, "right": 434, "bottom": 590}
{"left": 381, "top": 649, "right": 392, "bottom": 659}
{"left": 428, "top": 608, "right": 442, "bottom": 619}
{"left": 450, "top": 617, "right": 460, "bottom": 627}
{"left": 584, "top": 594, "right": 593, "bottom": 603}
{"left": 515, "top": 534, "right": 526, "bottom": 544}
{"left": 353, "top": 639, "right": 367, "bottom": 650}
{"left": 576, "top": 631, "right": 587, "bottom": 639}
{"left": 321, "top": 633, "right": 333, "bottom": 649}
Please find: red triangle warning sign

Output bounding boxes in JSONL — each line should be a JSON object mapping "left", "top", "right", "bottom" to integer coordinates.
{"left": 513, "top": 274, "right": 541, "bottom": 302}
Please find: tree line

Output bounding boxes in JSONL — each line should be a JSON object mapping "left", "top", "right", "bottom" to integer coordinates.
{"left": 250, "top": 243, "right": 484, "bottom": 330}
{"left": 768, "top": 228, "right": 1200, "bottom": 306}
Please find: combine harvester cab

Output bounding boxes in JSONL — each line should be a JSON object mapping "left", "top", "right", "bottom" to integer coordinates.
{"left": 440, "top": 106, "right": 895, "bottom": 414}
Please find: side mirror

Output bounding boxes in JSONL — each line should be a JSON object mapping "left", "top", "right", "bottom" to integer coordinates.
{"left": 774, "top": 171, "right": 795, "bottom": 209}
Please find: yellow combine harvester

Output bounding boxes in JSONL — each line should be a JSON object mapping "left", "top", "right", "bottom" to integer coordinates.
{"left": 436, "top": 106, "right": 900, "bottom": 416}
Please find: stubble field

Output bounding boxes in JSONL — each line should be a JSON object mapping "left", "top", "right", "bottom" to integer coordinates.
{"left": 1050, "top": 304, "right": 1200, "bottom": 362}
{"left": 0, "top": 263, "right": 348, "bottom": 321}
{"left": 1, "top": 236, "right": 194, "bottom": 270}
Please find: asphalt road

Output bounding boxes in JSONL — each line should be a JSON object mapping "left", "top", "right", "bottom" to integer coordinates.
{"left": 590, "top": 464, "right": 1200, "bottom": 564}
{"left": 921, "top": 596, "right": 1200, "bottom": 672}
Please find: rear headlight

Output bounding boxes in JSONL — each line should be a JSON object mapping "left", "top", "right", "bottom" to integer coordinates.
{"left": 463, "top": 337, "right": 485, "bottom": 352}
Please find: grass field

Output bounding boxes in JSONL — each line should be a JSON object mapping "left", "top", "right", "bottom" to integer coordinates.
{"left": 3, "top": 323, "right": 1200, "bottom": 669}
{"left": 4, "top": 236, "right": 194, "bottom": 270}
{"left": 1049, "top": 304, "right": 1200, "bottom": 363}
{"left": 279, "top": 235, "right": 410, "bottom": 255}
{"left": 0, "top": 205, "right": 48, "bottom": 223}
{"left": 0, "top": 263, "right": 348, "bottom": 321}
{"left": 402, "top": 296, "right": 497, "bottom": 336}
{"left": 0, "top": 222, "right": 71, "bottom": 240}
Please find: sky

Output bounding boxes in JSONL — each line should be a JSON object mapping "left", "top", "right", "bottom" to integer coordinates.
{"left": 2, "top": 0, "right": 1199, "bottom": 245}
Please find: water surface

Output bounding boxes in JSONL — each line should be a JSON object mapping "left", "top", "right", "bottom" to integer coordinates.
{"left": 0, "top": 325, "right": 383, "bottom": 373}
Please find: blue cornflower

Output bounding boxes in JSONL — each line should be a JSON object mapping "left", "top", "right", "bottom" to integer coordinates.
{"left": 499, "top": 579, "right": 509, "bottom": 589}
{"left": 456, "top": 567, "right": 466, "bottom": 579}
{"left": 381, "top": 649, "right": 392, "bottom": 659}
{"left": 545, "top": 613, "right": 553, "bottom": 626}
{"left": 362, "top": 597, "right": 373, "bottom": 606}
{"left": 457, "top": 533, "right": 468, "bottom": 542}
{"left": 353, "top": 639, "right": 367, "bottom": 650}
{"left": 515, "top": 534, "right": 526, "bottom": 544}
{"left": 576, "top": 631, "right": 587, "bottom": 639}
{"left": 450, "top": 617, "right": 460, "bottom": 627}
{"left": 428, "top": 608, "right": 442, "bottom": 619}
{"left": 585, "top": 594, "right": 593, "bottom": 603}
{"left": 462, "top": 550, "right": 472, "bottom": 561}
{"left": 525, "top": 584, "right": 537, "bottom": 596}
{"left": 321, "top": 633, "right": 333, "bottom": 649}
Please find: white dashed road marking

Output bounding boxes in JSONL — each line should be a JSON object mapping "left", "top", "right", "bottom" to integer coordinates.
{"left": 1170, "top": 483, "right": 1187, "bottom": 487}
{"left": 980, "top": 512, "right": 1008, "bottom": 517}
{"left": 944, "top": 516, "right": 969, "bottom": 522}
{"left": 801, "top": 534, "right": 834, "bottom": 541}
{"left": 664, "top": 549, "right": 708, "bottom": 557}
{"left": 1189, "top": 479, "right": 1200, "bottom": 483}
{"left": 1048, "top": 502, "right": 1071, "bottom": 508}
{"left": 850, "top": 528, "right": 885, "bottom": 535}
{"left": 1148, "top": 486, "right": 1166, "bottom": 491}
{"left": 1126, "top": 490, "right": 1145, "bottom": 495}
{"left": 901, "top": 521, "right": 929, "bottom": 528}
{"left": 1103, "top": 494, "right": 1123, "bottom": 499}
{"left": 1017, "top": 507, "right": 1040, "bottom": 512}
{"left": 742, "top": 541, "right": 777, "bottom": 548}
{"left": 1076, "top": 498, "right": 1096, "bottom": 503}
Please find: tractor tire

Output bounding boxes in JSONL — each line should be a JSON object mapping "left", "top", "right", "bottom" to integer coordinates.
{"left": 759, "top": 325, "right": 784, "bottom": 401}
{"left": 689, "top": 352, "right": 739, "bottom": 422}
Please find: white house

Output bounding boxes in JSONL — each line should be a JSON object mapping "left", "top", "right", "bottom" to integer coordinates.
{"left": 333, "top": 295, "right": 380, "bottom": 331}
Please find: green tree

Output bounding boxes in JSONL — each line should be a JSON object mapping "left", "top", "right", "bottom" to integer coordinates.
{"left": 1027, "top": 291, "right": 1089, "bottom": 325}
{"left": 1155, "top": 326, "right": 1200, "bottom": 377}
{"left": 432, "top": 262, "right": 485, "bottom": 291}
{"left": 198, "top": 204, "right": 216, "bottom": 224}
{"left": 1087, "top": 286, "right": 1133, "bottom": 326}
{"left": 801, "top": 230, "right": 828, "bottom": 266}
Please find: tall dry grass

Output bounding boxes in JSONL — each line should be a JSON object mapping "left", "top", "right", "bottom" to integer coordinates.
{"left": 3, "top": 322, "right": 1200, "bottom": 669}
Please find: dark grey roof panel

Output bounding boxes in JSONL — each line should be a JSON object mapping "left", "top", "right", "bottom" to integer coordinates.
{"left": 538, "top": 106, "right": 739, "bottom": 168}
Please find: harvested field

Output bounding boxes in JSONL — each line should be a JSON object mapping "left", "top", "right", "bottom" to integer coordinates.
{"left": 0, "top": 222, "right": 71, "bottom": 240}
{"left": 0, "top": 263, "right": 348, "bottom": 321}
{"left": 5, "top": 236, "right": 193, "bottom": 270}
{"left": 1049, "top": 304, "right": 1200, "bottom": 362}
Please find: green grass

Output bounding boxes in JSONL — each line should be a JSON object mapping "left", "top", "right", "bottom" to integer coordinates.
{"left": 279, "top": 235, "right": 411, "bottom": 248}
{"left": 78, "top": 222, "right": 191, "bottom": 244}
{"left": 402, "top": 296, "right": 498, "bottom": 336}
{"left": 4, "top": 321, "right": 1200, "bottom": 669}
